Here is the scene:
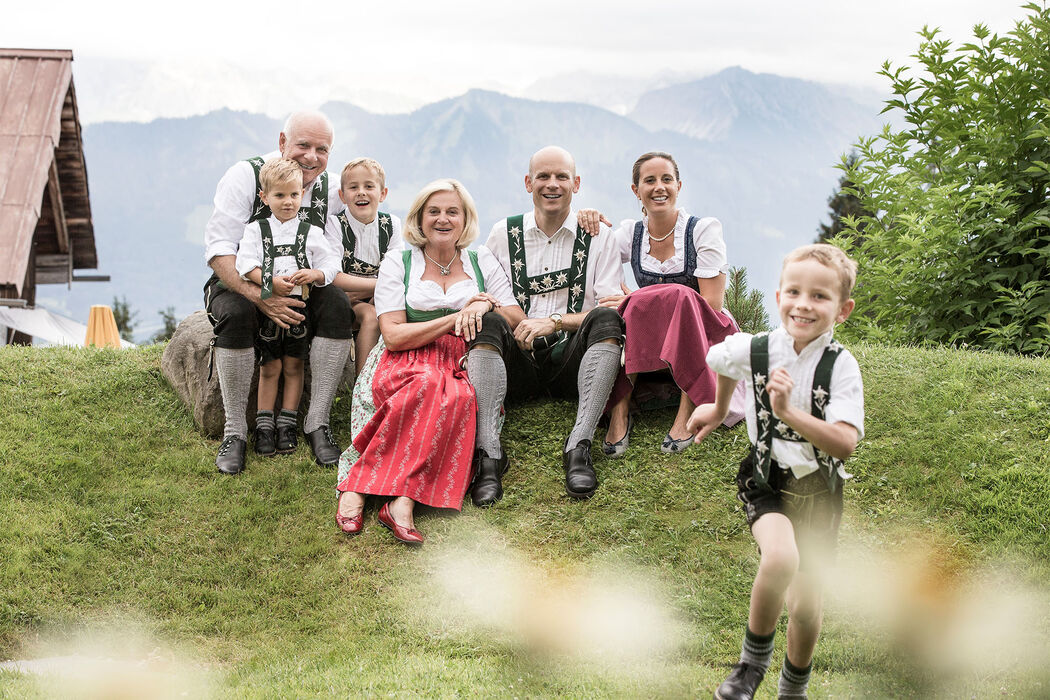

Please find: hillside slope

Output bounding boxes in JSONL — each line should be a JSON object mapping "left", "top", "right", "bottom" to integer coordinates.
{"left": 0, "top": 343, "right": 1048, "bottom": 697}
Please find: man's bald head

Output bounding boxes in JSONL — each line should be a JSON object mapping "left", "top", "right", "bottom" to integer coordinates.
{"left": 525, "top": 145, "right": 580, "bottom": 224}
{"left": 528, "top": 145, "right": 576, "bottom": 178}
{"left": 278, "top": 111, "right": 334, "bottom": 187}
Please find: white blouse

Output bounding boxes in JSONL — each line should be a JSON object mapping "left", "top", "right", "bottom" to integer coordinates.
{"left": 374, "top": 246, "right": 519, "bottom": 317}
{"left": 707, "top": 327, "right": 865, "bottom": 479}
{"left": 614, "top": 209, "right": 728, "bottom": 279}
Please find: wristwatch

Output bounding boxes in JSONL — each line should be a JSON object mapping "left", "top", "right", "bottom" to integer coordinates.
{"left": 549, "top": 313, "right": 563, "bottom": 332}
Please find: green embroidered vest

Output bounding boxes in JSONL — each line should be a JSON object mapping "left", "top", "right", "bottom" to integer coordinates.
{"left": 338, "top": 212, "right": 393, "bottom": 276}
{"left": 749, "top": 332, "right": 845, "bottom": 493}
{"left": 246, "top": 156, "right": 329, "bottom": 228}
{"left": 401, "top": 249, "right": 485, "bottom": 322}
{"left": 258, "top": 219, "right": 311, "bottom": 300}
{"left": 504, "top": 215, "right": 591, "bottom": 314}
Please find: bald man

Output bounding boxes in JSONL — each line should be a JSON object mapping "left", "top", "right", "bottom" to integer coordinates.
{"left": 465, "top": 146, "right": 625, "bottom": 504}
{"left": 203, "top": 111, "right": 353, "bottom": 474}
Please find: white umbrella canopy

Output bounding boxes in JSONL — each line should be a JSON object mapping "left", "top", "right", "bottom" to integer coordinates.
{"left": 0, "top": 307, "right": 135, "bottom": 348}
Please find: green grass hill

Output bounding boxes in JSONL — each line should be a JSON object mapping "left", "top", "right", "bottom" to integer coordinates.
{"left": 1, "top": 343, "right": 1048, "bottom": 698}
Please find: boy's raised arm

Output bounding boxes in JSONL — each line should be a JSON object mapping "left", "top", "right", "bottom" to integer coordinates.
{"left": 687, "top": 373, "right": 739, "bottom": 444}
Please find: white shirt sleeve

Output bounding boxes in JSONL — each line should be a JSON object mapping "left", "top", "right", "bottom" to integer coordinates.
{"left": 615, "top": 219, "right": 635, "bottom": 264}
{"left": 824, "top": 350, "right": 865, "bottom": 439}
{"left": 706, "top": 331, "right": 754, "bottom": 382}
{"left": 693, "top": 217, "right": 729, "bottom": 279}
{"left": 234, "top": 222, "right": 263, "bottom": 277}
{"left": 386, "top": 215, "right": 405, "bottom": 255}
{"left": 322, "top": 213, "right": 346, "bottom": 259}
{"left": 476, "top": 247, "right": 519, "bottom": 309}
{"left": 306, "top": 225, "right": 340, "bottom": 286}
{"left": 204, "top": 160, "right": 259, "bottom": 263}
{"left": 484, "top": 220, "right": 512, "bottom": 279}
{"left": 373, "top": 250, "right": 408, "bottom": 316}
{"left": 589, "top": 224, "right": 626, "bottom": 300}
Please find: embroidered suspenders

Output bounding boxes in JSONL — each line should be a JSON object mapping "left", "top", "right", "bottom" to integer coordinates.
{"left": 258, "top": 219, "right": 312, "bottom": 300}
{"left": 338, "top": 212, "right": 392, "bottom": 276}
{"left": 630, "top": 216, "right": 701, "bottom": 291}
{"left": 504, "top": 215, "right": 591, "bottom": 314}
{"left": 749, "top": 333, "right": 845, "bottom": 493}
{"left": 401, "top": 249, "right": 486, "bottom": 322}
{"left": 246, "top": 156, "right": 329, "bottom": 228}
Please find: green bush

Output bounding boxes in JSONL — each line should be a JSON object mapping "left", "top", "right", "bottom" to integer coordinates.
{"left": 835, "top": 2, "right": 1050, "bottom": 355}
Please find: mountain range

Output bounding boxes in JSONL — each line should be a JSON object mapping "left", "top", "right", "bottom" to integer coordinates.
{"left": 37, "top": 67, "right": 888, "bottom": 341}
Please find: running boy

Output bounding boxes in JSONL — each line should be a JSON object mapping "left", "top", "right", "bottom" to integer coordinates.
{"left": 687, "top": 243, "right": 864, "bottom": 700}
{"left": 236, "top": 158, "right": 340, "bottom": 458}
{"left": 328, "top": 157, "right": 403, "bottom": 373}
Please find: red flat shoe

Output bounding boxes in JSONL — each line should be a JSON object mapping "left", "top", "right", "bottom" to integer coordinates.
{"left": 377, "top": 502, "right": 424, "bottom": 545}
{"left": 335, "top": 493, "right": 364, "bottom": 535}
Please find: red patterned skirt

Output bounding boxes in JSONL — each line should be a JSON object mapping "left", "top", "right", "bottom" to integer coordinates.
{"left": 336, "top": 333, "right": 476, "bottom": 510}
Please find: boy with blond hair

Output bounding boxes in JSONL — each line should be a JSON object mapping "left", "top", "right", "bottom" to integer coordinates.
{"left": 688, "top": 243, "right": 864, "bottom": 700}
{"left": 328, "top": 157, "right": 403, "bottom": 372}
{"left": 236, "top": 158, "right": 340, "bottom": 458}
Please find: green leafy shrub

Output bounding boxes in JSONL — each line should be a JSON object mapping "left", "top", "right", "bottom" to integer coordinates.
{"left": 835, "top": 3, "right": 1050, "bottom": 355}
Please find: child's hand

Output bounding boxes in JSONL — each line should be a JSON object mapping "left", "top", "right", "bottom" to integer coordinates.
{"left": 767, "top": 368, "right": 794, "bottom": 418}
{"left": 686, "top": 403, "right": 727, "bottom": 444}
{"left": 288, "top": 268, "right": 323, "bottom": 286}
{"left": 272, "top": 276, "right": 295, "bottom": 296}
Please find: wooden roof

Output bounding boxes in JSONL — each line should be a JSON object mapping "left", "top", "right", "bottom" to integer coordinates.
{"left": 0, "top": 48, "right": 96, "bottom": 297}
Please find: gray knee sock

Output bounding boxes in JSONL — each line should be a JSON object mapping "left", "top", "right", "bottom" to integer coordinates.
{"left": 277, "top": 409, "right": 297, "bottom": 429}
{"left": 215, "top": 347, "right": 256, "bottom": 440}
{"left": 256, "top": 410, "right": 275, "bottom": 432}
{"left": 466, "top": 347, "right": 506, "bottom": 458}
{"left": 777, "top": 656, "right": 811, "bottom": 697}
{"left": 740, "top": 627, "right": 775, "bottom": 673}
{"left": 566, "top": 342, "right": 621, "bottom": 450}
{"left": 305, "top": 337, "right": 351, "bottom": 433}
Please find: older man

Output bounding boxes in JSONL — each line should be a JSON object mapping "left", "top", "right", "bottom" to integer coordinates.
{"left": 203, "top": 111, "right": 353, "bottom": 474}
{"left": 466, "top": 146, "right": 625, "bottom": 503}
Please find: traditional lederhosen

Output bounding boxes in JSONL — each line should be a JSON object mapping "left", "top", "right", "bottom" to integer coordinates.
{"left": 749, "top": 332, "right": 845, "bottom": 493}
{"left": 338, "top": 212, "right": 394, "bottom": 277}
{"left": 258, "top": 219, "right": 312, "bottom": 346}
{"left": 504, "top": 214, "right": 591, "bottom": 364}
{"left": 401, "top": 249, "right": 485, "bottom": 322}
{"left": 245, "top": 156, "right": 329, "bottom": 228}
{"left": 630, "top": 216, "right": 701, "bottom": 291}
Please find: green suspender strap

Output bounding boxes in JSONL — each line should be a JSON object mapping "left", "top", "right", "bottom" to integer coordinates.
{"left": 749, "top": 333, "right": 845, "bottom": 493}
{"left": 504, "top": 215, "right": 591, "bottom": 314}
{"left": 401, "top": 249, "right": 485, "bottom": 322}
{"left": 338, "top": 212, "right": 394, "bottom": 276}
{"left": 258, "top": 219, "right": 312, "bottom": 300}
{"left": 377, "top": 213, "right": 393, "bottom": 256}
{"left": 245, "top": 156, "right": 329, "bottom": 227}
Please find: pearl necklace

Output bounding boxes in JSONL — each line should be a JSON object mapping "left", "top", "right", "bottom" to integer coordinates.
{"left": 423, "top": 248, "right": 456, "bottom": 276}
{"left": 648, "top": 225, "right": 675, "bottom": 242}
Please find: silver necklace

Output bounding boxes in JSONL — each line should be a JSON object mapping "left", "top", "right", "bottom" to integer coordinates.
{"left": 423, "top": 248, "right": 456, "bottom": 276}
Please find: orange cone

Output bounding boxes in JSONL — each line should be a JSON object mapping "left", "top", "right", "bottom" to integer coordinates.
{"left": 84, "top": 305, "right": 123, "bottom": 348}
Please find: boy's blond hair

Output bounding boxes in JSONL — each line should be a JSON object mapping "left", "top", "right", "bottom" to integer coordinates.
{"left": 259, "top": 157, "right": 303, "bottom": 193}
{"left": 403, "top": 178, "right": 480, "bottom": 250}
{"left": 782, "top": 243, "right": 858, "bottom": 300}
{"left": 341, "top": 157, "right": 386, "bottom": 190}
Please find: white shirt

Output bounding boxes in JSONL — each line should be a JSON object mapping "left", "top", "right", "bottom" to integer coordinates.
{"left": 204, "top": 150, "right": 344, "bottom": 263}
{"left": 707, "top": 327, "right": 865, "bottom": 479}
{"left": 485, "top": 210, "right": 624, "bottom": 318}
{"left": 614, "top": 210, "right": 728, "bottom": 279}
{"left": 374, "top": 246, "right": 518, "bottom": 317}
{"left": 323, "top": 212, "right": 404, "bottom": 272}
{"left": 234, "top": 215, "right": 340, "bottom": 296}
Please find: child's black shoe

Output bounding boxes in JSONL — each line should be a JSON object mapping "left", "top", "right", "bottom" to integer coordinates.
{"left": 276, "top": 425, "right": 298, "bottom": 453}
{"left": 254, "top": 427, "right": 277, "bottom": 456}
{"left": 714, "top": 662, "right": 765, "bottom": 700}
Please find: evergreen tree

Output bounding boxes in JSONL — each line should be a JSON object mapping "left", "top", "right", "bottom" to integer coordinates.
{"left": 111, "top": 296, "right": 137, "bottom": 343}
{"left": 818, "top": 153, "right": 870, "bottom": 244}
{"left": 151, "top": 307, "right": 179, "bottom": 344}
{"left": 724, "top": 266, "right": 770, "bottom": 335}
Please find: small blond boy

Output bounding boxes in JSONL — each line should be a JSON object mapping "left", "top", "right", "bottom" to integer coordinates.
{"left": 327, "top": 157, "right": 404, "bottom": 373}
{"left": 688, "top": 243, "right": 864, "bottom": 700}
{"left": 235, "top": 158, "right": 340, "bottom": 458}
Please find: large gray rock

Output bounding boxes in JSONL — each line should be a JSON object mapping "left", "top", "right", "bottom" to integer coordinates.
{"left": 161, "top": 309, "right": 355, "bottom": 439}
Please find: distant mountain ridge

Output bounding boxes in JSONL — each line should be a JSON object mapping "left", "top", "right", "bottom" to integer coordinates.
{"left": 41, "top": 67, "right": 886, "bottom": 341}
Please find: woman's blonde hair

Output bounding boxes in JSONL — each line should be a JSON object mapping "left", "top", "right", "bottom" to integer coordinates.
{"left": 402, "top": 178, "right": 480, "bottom": 249}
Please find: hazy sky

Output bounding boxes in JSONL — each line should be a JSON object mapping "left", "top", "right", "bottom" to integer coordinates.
{"left": 5, "top": 0, "right": 1031, "bottom": 111}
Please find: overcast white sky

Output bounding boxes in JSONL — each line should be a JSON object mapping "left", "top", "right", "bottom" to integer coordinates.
{"left": 4, "top": 0, "right": 1032, "bottom": 114}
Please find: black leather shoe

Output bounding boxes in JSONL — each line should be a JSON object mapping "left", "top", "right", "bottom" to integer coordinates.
{"left": 714, "top": 662, "right": 766, "bottom": 700}
{"left": 253, "top": 427, "right": 276, "bottom": 456}
{"left": 470, "top": 448, "right": 509, "bottom": 507}
{"left": 216, "top": 436, "right": 247, "bottom": 475}
{"left": 306, "top": 425, "right": 341, "bottom": 466}
{"left": 562, "top": 440, "right": 597, "bottom": 499}
{"left": 276, "top": 425, "right": 297, "bottom": 453}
